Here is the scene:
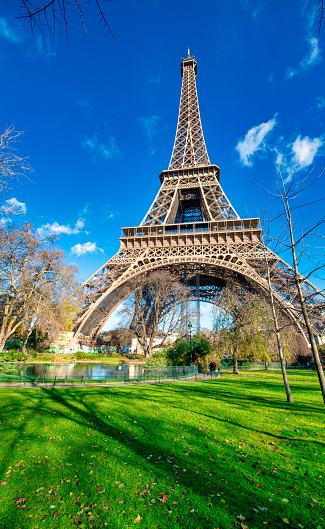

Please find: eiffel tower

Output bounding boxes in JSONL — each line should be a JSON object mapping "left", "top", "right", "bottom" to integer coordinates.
{"left": 73, "top": 51, "right": 324, "bottom": 344}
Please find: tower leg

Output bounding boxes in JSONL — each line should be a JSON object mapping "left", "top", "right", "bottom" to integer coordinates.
{"left": 196, "top": 273, "right": 200, "bottom": 332}
{"left": 180, "top": 273, "right": 189, "bottom": 337}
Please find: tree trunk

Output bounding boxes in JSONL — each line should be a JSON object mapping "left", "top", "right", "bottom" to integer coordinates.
{"left": 137, "top": 335, "right": 150, "bottom": 358}
{"left": 0, "top": 335, "right": 6, "bottom": 353}
{"left": 295, "top": 279, "right": 325, "bottom": 404}
{"left": 264, "top": 244, "right": 293, "bottom": 403}
{"left": 233, "top": 352, "right": 240, "bottom": 375}
{"left": 275, "top": 328, "right": 293, "bottom": 403}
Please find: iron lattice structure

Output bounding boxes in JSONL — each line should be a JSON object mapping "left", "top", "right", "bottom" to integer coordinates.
{"left": 73, "top": 52, "right": 325, "bottom": 343}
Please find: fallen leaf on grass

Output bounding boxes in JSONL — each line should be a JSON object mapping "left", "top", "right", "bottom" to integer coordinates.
{"left": 49, "top": 505, "right": 56, "bottom": 509}
{"left": 312, "top": 498, "right": 318, "bottom": 504}
{"left": 0, "top": 482, "right": 6, "bottom": 486}
{"left": 283, "top": 519, "right": 290, "bottom": 525}
{"left": 103, "top": 506, "right": 109, "bottom": 510}
{"left": 53, "top": 511, "right": 59, "bottom": 517}
{"left": 157, "top": 493, "right": 168, "bottom": 503}
{"left": 134, "top": 515, "right": 143, "bottom": 523}
{"left": 15, "top": 498, "right": 26, "bottom": 506}
{"left": 240, "top": 524, "right": 248, "bottom": 529}
{"left": 236, "top": 515, "right": 246, "bottom": 521}
{"left": 282, "top": 498, "right": 289, "bottom": 503}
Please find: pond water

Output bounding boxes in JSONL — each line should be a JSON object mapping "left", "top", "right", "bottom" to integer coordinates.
{"left": 17, "top": 363, "right": 144, "bottom": 381}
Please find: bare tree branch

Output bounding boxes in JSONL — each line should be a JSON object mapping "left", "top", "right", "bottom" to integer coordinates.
{"left": 0, "top": 124, "right": 33, "bottom": 199}
{"left": 14, "top": 0, "right": 117, "bottom": 42}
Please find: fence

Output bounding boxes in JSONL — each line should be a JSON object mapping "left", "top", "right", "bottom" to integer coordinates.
{"left": 219, "top": 361, "right": 281, "bottom": 371}
{"left": 0, "top": 363, "right": 199, "bottom": 385}
{"left": 0, "top": 361, "right": 313, "bottom": 386}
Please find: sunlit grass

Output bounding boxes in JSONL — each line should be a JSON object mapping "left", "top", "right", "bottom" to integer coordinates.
{"left": 0, "top": 370, "right": 324, "bottom": 528}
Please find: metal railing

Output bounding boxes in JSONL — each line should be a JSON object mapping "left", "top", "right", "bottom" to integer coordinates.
{"left": 0, "top": 363, "right": 199, "bottom": 385}
{"left": 219, "top": 361, "right": 281, "bottom": 371}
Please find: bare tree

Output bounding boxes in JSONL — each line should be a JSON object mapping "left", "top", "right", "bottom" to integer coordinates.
{"left": 5, "top": 0, "right": 116, "bottom": 41}
{"left": 0, "top": 125, "right": 32, "bottom": 198}
{"left": 119, "top": 270, "right": 190, "bottom": 358}
{"left": 0, "top": 222, "right": 80, "bottom": 352}
{"left": 257, "top": 167, "right": 325, "bottom": 404}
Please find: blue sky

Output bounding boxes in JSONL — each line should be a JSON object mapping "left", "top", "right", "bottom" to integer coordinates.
{"left": 0, "top": 0, "right": 324, "bottom": 330}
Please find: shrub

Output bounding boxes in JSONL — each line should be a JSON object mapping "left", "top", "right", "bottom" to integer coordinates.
{"left": 75, "top": 351, "right": 91, "bottom": 360}
{"left": 0, "top": 349, "right": 29, "bottom": 362}
{"left": 0, "top": 364, "right": 22, "bottom": 377}
{"left": 145, "top": 348, "right": 175, "bottom": 367}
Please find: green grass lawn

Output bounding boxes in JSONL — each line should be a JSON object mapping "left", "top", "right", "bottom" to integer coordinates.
{"left": 0, "top": 371, "right": 324, "bottom": 529}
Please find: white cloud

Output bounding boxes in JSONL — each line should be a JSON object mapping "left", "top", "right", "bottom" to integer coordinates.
{"left": 286, "top": 37, "right": 321, "bottom": 78}
{"left": 139, "top": 115, "right": 161, "bottom": 140}
{"left": 31, "top": 35, "right": 56, "bottom": 59}
{"left": 235, "top": 115, "right": 277, "bottom": 166}
{"left": 315, "top": 96, "right": 325, "bottom": 110}
{"left": 301, "top": 0, "right": 318, "bottom": 30}
{"left": 276, "top": 134, "right": 323, "bottom": 182}
{"left": 101, "top": 203, "right": 116, "bottom": 221}
{"left": 291, "top": 135, "right": 323, "bottom": 169}
{"left": 37, "top": 218, "right": 84, "bottom": 237}
{"left": 81, "top": 134, "right": 121, "bottom": 160}
{"left": 0, "top": 217, "right": 12, "bottom": 226}
{"left": 79, "top": 203, "right": 91, "bottom": 216}
{"left": 70, "top": 241, "right": 104, "bottom": 256}
{"left": 0, "top": 198, "right": 27, "bottom": 215}
{"left": 0, "top": 18, "right": 23, "bottom": 44}
{"left": 275, "top": 149, "right": 284, "bottom": 167}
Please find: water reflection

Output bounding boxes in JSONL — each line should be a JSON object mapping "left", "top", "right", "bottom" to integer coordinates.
{"left": 19, "top": 363, "right": 144, "bottom": 381}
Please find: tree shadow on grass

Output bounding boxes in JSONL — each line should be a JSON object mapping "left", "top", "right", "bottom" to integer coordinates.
{"left": 0, "top": 383, "right": 323, "bottom": 529}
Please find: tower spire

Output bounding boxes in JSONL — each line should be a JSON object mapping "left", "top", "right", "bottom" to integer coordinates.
{"left": 169, "top": 53, "right": 210, "bottom": 170}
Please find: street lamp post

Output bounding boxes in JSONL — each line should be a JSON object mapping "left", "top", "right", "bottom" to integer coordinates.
{"left": 188, "top": 322, "right": 193, "bottom": 365}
